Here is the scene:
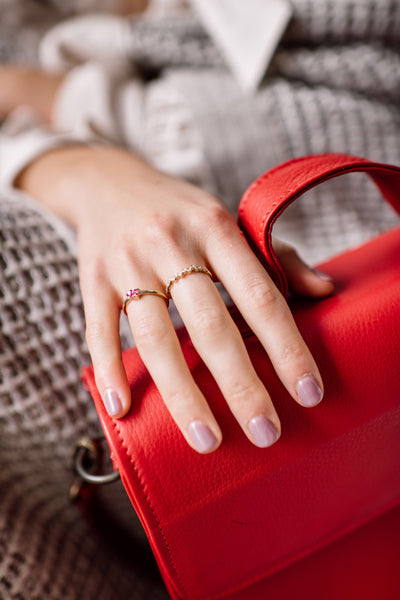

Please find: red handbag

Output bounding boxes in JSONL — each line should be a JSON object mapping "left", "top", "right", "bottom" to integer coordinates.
{"left": 82, "top": 154, "right": 400, "bottom": 600}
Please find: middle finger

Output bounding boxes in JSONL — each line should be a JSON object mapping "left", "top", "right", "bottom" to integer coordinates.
{"left": 169, "top": 271, "right": 281, "bottom": 448}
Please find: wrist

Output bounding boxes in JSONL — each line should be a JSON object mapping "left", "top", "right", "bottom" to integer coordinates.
{"left": 15, "top": 144, "right": 158, "bottom": 227}
{"left": 16, "top": 145, "right": 103, "bottom": 226}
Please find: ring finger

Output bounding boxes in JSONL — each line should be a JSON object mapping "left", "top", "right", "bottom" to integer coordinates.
{"left": 124, "top": 281, "right": 223, "bottom": 454}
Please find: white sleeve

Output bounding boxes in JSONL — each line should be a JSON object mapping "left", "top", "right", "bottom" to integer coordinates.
{"left": 39, "top": 14, "right": 132, "bottom": 75}
{"left": 40, "top": 14, "right": 144, "bottom": 145}
{"left": 0, "top": 14, "right": 138, "bottom": 195}
{"left": 0, "top": 108, "right": 89, "bottom": 194}
{"left": 52, "top": 61, "right": 135, "bottom": 144}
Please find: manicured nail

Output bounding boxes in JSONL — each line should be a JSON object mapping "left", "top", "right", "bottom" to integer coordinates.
{"left": 188, "top": 420, "right": 219, "bottom": 453}
{"left": 103, "top": 388, "right": 123, "bottom": 417}
{"left": 296, "top": 375, "right": 323, "bottom": 407}
{"left": 248, "top": 415, "right": 280, "bottom": 448}
{"left": 311, "top": 268, "right": 333, "bottom": 282}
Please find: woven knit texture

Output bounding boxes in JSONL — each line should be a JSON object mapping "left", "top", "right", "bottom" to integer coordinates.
{"left": 0, "top": 193, "right": 169, "bottom": 600}
{"left": 0, "top": 0, "right": 117, "bottom": 64}
{"left": 1, "top": 0, "right": 400, "bottom": 598}
{"left": 127, "top": 0, "right": 400, "bottom": 262}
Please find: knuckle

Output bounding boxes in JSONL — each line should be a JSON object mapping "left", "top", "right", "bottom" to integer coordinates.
{"left": 199, "top": 204, "right": 237, "bottom": 242}
{"left": 112, "top": 216, "right": 176, "bottom": 264}
{"left": 193, "top": 201, "right": 224, "bottom": 223}
{"left": 162, "top": 387, "right": 191, "bottom": 414}
{"left": 85, "top": 320, "right": 118, "bottom": 373}
{"left": 276, "top": 341, "right": 305, "bottom": 367}
{"left": 244, "top": 277, "right": 282, "bottom": 317}
{"left": 206, "top": 203, "right": 232, "bottom": 227}
{"left": 111, "top": 235, "right": 136, "bottom": 265}
{"left": 141, "top": 215, "right": 176, "bottom": 247}
{"left": 81, "top": 255, "right": 107, "bottom": 286}
{"left": 133, "top": 313, "right": 169, "bottom": 349}
{"left": 227, "top": 379, "right": 261, "bottom": 406}
{"left": 190, "top": 304, "right": 227, "bottom": 342}
{"left": 85, "top": 320, "right": 106, "bottom": 346}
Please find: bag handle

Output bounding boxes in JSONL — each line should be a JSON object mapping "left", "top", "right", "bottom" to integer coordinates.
{"left": 238, "top": 153, "right": 400, "bottom": 297}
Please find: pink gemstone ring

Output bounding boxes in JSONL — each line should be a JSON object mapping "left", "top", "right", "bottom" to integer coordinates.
{"left": 123, "top": 288, "right": 169, "bottom": 315}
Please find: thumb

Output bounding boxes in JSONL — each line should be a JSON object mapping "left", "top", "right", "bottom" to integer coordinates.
{"left": 273, "top": 239, "right": 335, "bottom": 298}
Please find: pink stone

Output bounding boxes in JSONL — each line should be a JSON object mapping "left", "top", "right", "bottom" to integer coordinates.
{"left": 126, "top": 288, "right": 140, "bottom": 299}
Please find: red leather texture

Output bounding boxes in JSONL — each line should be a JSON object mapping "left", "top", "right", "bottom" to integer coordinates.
{"left": 82, "top": 154, "right": 400, "bottom": 600}
{"left": 228, "top": 503, "right": 400, "bottom": 600}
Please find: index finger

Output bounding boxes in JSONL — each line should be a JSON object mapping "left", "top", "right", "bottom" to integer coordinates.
{"left": 206, "top": 226, "right": 324, "bottom": 408}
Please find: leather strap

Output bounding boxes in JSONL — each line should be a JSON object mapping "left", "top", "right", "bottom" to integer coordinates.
{"left": 238, "top": 153, "right": 400, "bottom": 297}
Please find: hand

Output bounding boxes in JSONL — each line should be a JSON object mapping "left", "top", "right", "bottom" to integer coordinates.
{"left": 17, "top": 145, "right": 334, "bottom": 453}
{"left": 0, "top": 66, "right": 63, "bottom": 122}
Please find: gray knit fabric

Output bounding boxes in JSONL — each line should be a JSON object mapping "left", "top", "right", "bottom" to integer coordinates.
{"left": 0, "top": 0, "right": 118, "bottom": 64}
{"left": 0, "top": 192, "right": 168, "bottom": 599}
{"left": 0, "top": 0, "right": 74, "bottom": 64}
{"left": 125, "top": 0, "right": 400, "bottom": 262}
{"left": 127, "top": 13, "right": 225, "bottom": 72}
{"left": 1, "top": 1, "right": 400, "bottom": 599}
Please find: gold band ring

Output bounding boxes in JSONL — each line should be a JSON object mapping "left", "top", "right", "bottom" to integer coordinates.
{"left": 123, "top": 288, "right": 169, "bottom": 315}
{"left": 165, "top": 265, "right": 213, "bottom": 298}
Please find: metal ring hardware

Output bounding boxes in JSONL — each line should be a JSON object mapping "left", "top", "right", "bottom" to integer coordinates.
{"left": 70, "top": 436, "right": 120, "bottom": 501}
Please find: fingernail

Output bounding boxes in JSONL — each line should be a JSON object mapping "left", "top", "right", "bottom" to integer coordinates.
{"left": 188, "top": 420, "right": 219, "bottom": 453}
{"left": 296, "top": 375, "right": 323, "bottom": 407}
{"left": 248, "top": 415, "right": 280, "bottom": 448}
{"left": 103, "top": 388, "right": 123, "bottom": 417}
{"left": 311, "top": 268, "right": 333, "bottom": 282}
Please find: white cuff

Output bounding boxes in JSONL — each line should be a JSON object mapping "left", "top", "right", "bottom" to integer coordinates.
{"left": 39, "top": 14, "right": 132, "bottom": 74}
{"left": 52, "top": 62, "right": 131, "bottom": 143}
{"left": 0, "top": 108, "right": 88, "bottom": 193}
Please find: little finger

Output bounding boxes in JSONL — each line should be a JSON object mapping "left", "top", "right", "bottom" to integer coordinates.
{"left": 82, "top": 285, "right": 132, "bottom": 418}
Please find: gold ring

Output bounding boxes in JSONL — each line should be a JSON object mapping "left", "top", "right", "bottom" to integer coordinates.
{"left": 123, "top": 288, "right": 169, "bottom": 315}
{"left": 165, "top": 265, "right": 213, "bottom": 298}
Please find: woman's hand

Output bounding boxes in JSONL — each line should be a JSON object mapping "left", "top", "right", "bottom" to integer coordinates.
{"left": 17, "top": 145, "right": 334, "bottom": 453}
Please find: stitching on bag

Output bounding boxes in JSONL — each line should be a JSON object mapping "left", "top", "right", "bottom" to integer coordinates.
{"left": 238, "top": 154, "right": 337, "bottom": 221}
{"left": 242, "top": 155, "right": 363, "bottom": 239}
{"left": 106, "top": 416, "right": 188, "bottom": 597}
{"left": 238, "top": 155, "right": 399, "bottom": 243}
{"left": 239, "top": 156, "right": 348, "bottom": 292}
{"left": 238, "top": 155, "right": 373, "bottom": 294}
{"left": 238, "top": 153, "right": 366, "bottom": 215}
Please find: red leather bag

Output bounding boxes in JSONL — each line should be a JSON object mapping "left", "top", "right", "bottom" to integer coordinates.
{"left": 82, "top": 154, "right": 400, "bottom": 600}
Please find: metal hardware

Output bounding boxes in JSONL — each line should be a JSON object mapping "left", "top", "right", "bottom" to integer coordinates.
{"left": 70, "top": 435, "right": 120, "bottom": 502}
